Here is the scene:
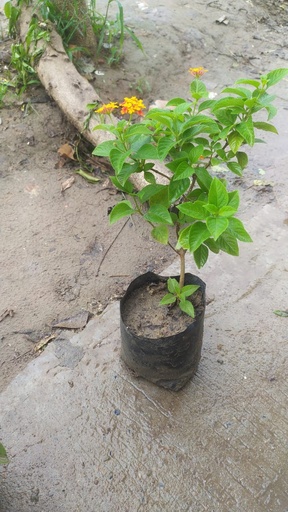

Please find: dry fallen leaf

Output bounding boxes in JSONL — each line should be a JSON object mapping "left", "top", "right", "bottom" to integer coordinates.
{"left": 57, "top": 143, "right": 75, "bottom": 160}
{"left": 34, "top": 334, "right": 56, "bottom": 353}
{"left": 0, "top": 309, "right": 14, "bottom": 322}
{"left": 52, "top": 311, "right": 89, "bottom": 330}
{"left": 61, "top": 176, "right": 75, "bottom": 193}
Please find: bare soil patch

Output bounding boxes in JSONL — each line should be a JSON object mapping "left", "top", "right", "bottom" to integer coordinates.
{"left": 0, "top": 0, "right": 288, "bottom": 391}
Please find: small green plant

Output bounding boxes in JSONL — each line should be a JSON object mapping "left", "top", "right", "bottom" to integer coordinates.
{"left": 3, "top": 4, "right": 50, "bottom": 95}
{"left": 92, "top": 67, "right": 288, "bottom": 317}
{"left": 4, "top": 0, "right": 20, "bottom": 38}
{"left": 160, "top": 278, "right": 200, "bottom": 317}
{"left": 38, "top": 0, "right": 87, "bottom": 51}
{"left": 89, "top": 0, "right": 143, "bottom": 65}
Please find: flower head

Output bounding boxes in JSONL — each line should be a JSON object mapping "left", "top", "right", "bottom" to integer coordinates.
{"left": 95, "top": 102, "right": 119, "bottom": 114}
{"left": 120, "top": 96, "right": 146, "bottom": 116}
{"left": 189, "top": 67, "right": 208, "bottom": 78}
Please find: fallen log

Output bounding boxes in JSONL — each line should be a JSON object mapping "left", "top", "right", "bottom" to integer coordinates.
{"left": 18, "top": 6, "right": 170, "bottom": 190}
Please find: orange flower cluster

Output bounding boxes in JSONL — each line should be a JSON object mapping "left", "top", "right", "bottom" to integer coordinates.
{"left": 95, "top": 102, "right": 119, "bottom": 114}
{"left": 120, "top": 96, "right": 146, "bottom": 116}
{"left": 95, "top": 97, "right": 146, "bottom": 117}
{"left": 189, "top": 67, "right": 208, "bottom": 78}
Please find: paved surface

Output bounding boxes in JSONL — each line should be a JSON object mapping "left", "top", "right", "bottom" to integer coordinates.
{"left": 1, "top": 200, "right": 288, "bottom": 511}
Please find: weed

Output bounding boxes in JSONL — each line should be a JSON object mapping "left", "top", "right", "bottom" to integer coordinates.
{"left": 38, "top": 0, "right": 87, "bottom": 49}
{"left": 4, "top": 1, "right": 20, "bottom": 38}
{"left": 2, "top": 0, "right": 144, "bottom": 104}
{"left": 89, "top": 0, "right": 143, "bottom": 65}
{"left": 132, "top": 77, "right": 151, "bottom": 96}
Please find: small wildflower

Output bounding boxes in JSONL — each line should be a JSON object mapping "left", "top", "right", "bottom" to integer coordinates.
{"left": 95, "top": 102, "right": 119, "bottom": 114}
{"left": 120, "top": 96, "right": 146, "bottom": 116}
{"left": 189, "top": 67, "right": 208, "bottom": 78}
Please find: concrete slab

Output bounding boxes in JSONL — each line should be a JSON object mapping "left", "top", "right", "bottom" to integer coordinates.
{"left": 1, "top": 200, "right": 288, "bottom": 511}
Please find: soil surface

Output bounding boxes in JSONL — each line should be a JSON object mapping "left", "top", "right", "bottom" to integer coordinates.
{"left": 121, "top": 275, "right": 205, "bottom": 338}
{"left": 0, "top": 0, "right": 288, "bottom": 391}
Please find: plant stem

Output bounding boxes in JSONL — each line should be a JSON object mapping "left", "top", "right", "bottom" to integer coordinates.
{"left": 179, "top": 248, "right": 186, "bottom": 289}
{"left": 150, "top": 166, "right": 171, "bottom": 181}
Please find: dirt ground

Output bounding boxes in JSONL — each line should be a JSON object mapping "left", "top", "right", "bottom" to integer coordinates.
{"left": 0, "top": 0, "right": 288, "bottom": 391}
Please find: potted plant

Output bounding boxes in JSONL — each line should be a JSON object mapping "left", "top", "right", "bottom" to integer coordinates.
{"left": 92, "top": 67, "right": 288, "bottom": 390}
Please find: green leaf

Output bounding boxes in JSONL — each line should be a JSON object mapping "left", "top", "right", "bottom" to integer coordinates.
{"left": 130, "top": 134, "right": 152, "bottom": 154}
{"left": 174, "top": 161, "right": 195, "bottom": 180}
{"left": 228, "top": 190, "right": 240, "bottom": 210}
{"left": 138, "top": 184, "right": 166, "bottom": 203}
{"left": 181, "top": 284, "right": 199, "bottom": 297}
{"left": 214, "top": 109, "right": 236, "bottom": 127}
{"left": 166, "top": 97, "right": 187, "bottom": 106}
{"left": 236, "top": 117, "right": 255, "bottom": 146}
{"left": 190, "top": 79, "right": 208, "bottom": 100}
{"left": 117, "top": 163, "right": 139, "bottom": 186}
{"left": 167, "top": 278, "right": 180, "bottom": 294}
{"left": 177, "top": 201, "right": 208, "bottom": 220}
{"left": 185, "top": 222, "right": 210, "bottom": 252}
{"left": 198, "top": 99, "right": 216, "bottom": 112}
{"left": 189, "top": 145, "right": 204, "bottom": 164}
{"left": 195, "top": 167, "right": 213, "bottom": 192}
{"left": 144, "top": 171, "right": 156, "bottom": 184}
{"left": 110, "top": 149, "right": 131, "bottom": 173}
{"left": 194, "top": 244, "right": 209, "bottom": 268}
{"left": 228, "top": 131, "right": 244, "bottom": 154}
{"left": 265, "top": 68, "right": 288, "bottom": 88}
{"left": 212, "top": 97, "right": 244, "bottom": 110}
{"left": 0, "top": 443, "right": 9, "bottom": 465}
{"left": 273, "top": 310, "right": 288, "bottom": 317}
{"left": 134, "top": 143, "right": 158, "bottom": 159}
{"left": 4, "top": 1, "right": 12, "bottom": 18}
{"left": 110, "top": 176, "right": 134, "bottom": 194}
{"left": 109, "top": 200, "right": 136, "bottom": 224}
{"left": 146, "top": 111, "right": 173, "bottom": 129}
{"left": 149, "top": 187, "right": 170, "bottom": 208}
{"left": 253, "top": 121, "right": 278, "bottom": 134}
{"left": 179, "top": 299, "right": 195, "bottom": 318}
{"left": 208, "top": 177, "right": 228, "bottom": 208}
{"left": 75, "top": 169, "right": 100, "bottom": 183}
{"left": 151, "top": 225, "right": 169, "bottom": 244}
{"left": 204, "top": 238, "right": 220, "bottom": 254}
{"left": 227, "top": 161, "right": 243, "bottom": 177}
{"left": 218, "top": 206, "right": 237, "bottom": 217}
{"left": 160, "top": 293, "right": 177, "bottom": 305}
{"left": 203, "top": 204, "right": 218, "bottom": 215}
{"left": 235, "top": 78, "right": 260, "bottom": 87}
{"left": 168, "top": 177, "right": 190, "bottom": 203}
{"left": 173, "top": 101, "right": 193, "bottom": 115}
{"left": 265, "top": 104, "right": 278, "bottom": 121}
{"left": 221, "top": 86, "right": 251, "bottom": 98}
{"left": 92, "top": 140, "right": 116, "bottom": 157}
{"left": 158, "top": 137, "right": 175, "bottom": 160}
{"left": 93, "top": 123, "right": 117, "bottom": 134}
{"left": 236, "top": 151, "right": 248, "bottom": 169}
{"left": 228, "top": 217, "right": 252, "bottom": 242}
{"left": 144, "top": 205, "right": 174, "bottom": 225}
{"left": 126, "top": 124, "right": 152, "bottom": 137}
{"left": 217, "top": 232, "right": 239, "bottom": 256}
{"left": 207, "top": 217, "right": 229, "bottom": 240}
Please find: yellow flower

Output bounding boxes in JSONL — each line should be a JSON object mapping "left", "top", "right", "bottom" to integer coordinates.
{"left": 120, "top": 96, "right": 146, "bottom": 116}
{"left": 95, "top": 102, "right": 119, "bottom": 114}
{"left": 189, "top": 67, "right": 208, "bottom": 78}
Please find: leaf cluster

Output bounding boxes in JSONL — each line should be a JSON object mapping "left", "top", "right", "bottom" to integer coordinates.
{"left": 160, "top": 278, "right": 199, "bottom": 318}
{"left": 93, "top": 68, "right": 287, "bottom": 271}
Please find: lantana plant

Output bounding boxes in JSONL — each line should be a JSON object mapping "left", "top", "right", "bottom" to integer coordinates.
{"left": 92, "top": 67, "right": 288, "bottom": 317}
